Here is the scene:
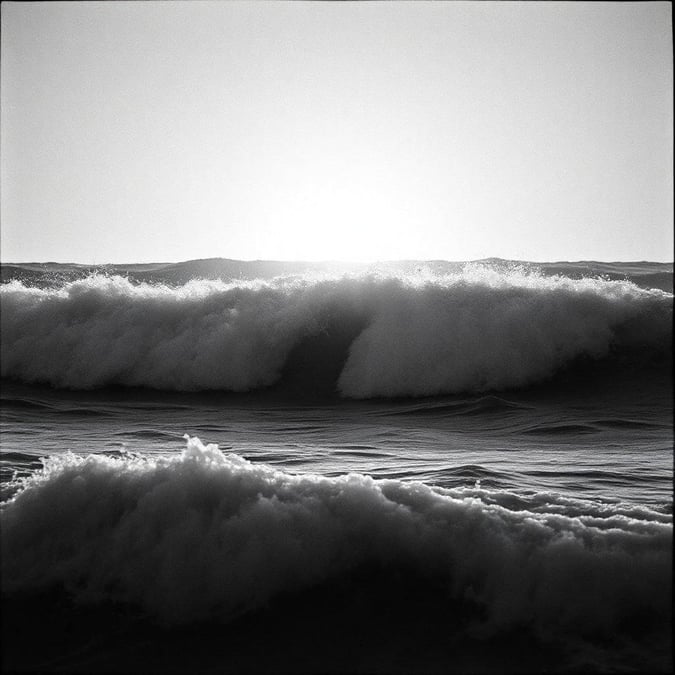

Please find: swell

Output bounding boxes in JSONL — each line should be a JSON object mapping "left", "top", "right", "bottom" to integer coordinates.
{"left": 0, "top": 267, "right": 671, "bottom": 398}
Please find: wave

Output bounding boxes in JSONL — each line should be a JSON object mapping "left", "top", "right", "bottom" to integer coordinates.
{"left": 0, "top": 266, "right": 671, "bottom": 398}
{"left": 1, "top": 436, "right": 670, "bottom": 668}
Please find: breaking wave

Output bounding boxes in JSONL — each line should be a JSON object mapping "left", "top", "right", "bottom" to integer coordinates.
{"left": 1, "top": 436, "right": 671, "bottom": 639}
{"left": 1, "top": 266, "right": 671, "bottom": 398}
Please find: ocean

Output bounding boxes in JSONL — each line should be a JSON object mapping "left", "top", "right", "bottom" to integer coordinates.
{"left": 0, "top": 258, "right": 672, "bottom": 674}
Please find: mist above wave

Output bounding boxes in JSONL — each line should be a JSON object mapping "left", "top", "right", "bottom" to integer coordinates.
{"left": 2, "top": 257, "right": 673, "bottom": 291}
{"left": 0, "top": 266, "right": 671, "bottom": 397}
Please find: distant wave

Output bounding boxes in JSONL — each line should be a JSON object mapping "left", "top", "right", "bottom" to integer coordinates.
{"left": 1, "top": 266, "right": 671, "bottom": 397}
{"left": 1, "top": 436, "right": 671, "bottom": 649}
{"left": 2, "top": 257, "right": 673, "bottom": 291}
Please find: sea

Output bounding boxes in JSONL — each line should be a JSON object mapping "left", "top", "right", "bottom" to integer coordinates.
{"left": 0, "top": 258, "right": 672, "bottom": 674}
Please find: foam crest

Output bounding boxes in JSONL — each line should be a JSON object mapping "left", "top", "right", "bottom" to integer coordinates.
{"left": 1, "top": 437, "right": 671, "bottom": 634}
{"left": 1, "top": 268, "right": 671, "bottom": 396}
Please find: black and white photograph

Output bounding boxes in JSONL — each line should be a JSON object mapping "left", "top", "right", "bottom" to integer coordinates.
{"left": 0, "top": 1, "right": 672, "bottom": 673}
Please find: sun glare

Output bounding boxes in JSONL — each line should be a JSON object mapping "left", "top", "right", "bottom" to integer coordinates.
{"left": 257, "top": 146, "right": 426, "bottom": 262}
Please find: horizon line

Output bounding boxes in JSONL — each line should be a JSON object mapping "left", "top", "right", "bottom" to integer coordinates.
{"left": 1, "top": 257, "right": 673, "bottom": 267}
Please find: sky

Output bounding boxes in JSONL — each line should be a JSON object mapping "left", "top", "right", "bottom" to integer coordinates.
{"left": 1, "top": 1, "right": 672, "bottom": 264}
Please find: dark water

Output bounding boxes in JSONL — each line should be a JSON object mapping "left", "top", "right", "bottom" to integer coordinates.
{"left": 1, "top": 259, "right": 672, "bottom": 673}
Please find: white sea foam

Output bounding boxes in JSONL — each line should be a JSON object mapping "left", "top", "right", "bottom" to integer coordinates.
{"left": 1, "top": 437, "right": 671, "bottom": 632}
{"left": 0, "top": 267, "right": 670, "bottom": 396}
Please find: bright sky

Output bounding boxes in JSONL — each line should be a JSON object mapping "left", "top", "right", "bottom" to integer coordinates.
{"left": 1, "top": 1, "right": 672, "bottom": 263}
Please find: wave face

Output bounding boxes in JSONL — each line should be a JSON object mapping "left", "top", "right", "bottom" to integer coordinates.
{"left": 2, "top": 436, "right": 671, "bottom": 642}
{"left": 1, "top": 265, "right": 671, "bottom": 397}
